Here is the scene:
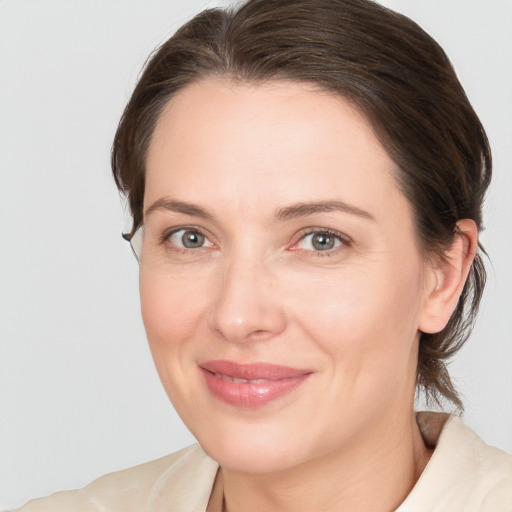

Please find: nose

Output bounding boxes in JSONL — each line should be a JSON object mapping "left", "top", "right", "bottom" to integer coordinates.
{"left": 207, "top": 256, "right": 287, "bottom": 344}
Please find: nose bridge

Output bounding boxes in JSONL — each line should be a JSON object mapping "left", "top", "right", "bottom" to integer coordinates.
{"left": 207, "top": 245, "right": 286, "bottom": 343}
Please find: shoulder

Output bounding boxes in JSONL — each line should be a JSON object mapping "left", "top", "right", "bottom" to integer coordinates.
{"left": 15, "top": 444, "right": 219, "bottom": 512}
{"left": 445, "top": 416, "right": 512, "bottom": 509}
{"left": 399, "top": 412, "right": 512, "bottom": 511}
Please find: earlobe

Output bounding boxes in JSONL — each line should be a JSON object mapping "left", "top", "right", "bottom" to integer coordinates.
{"left": 419, "top": 219, "right": 478, "bottom": 334}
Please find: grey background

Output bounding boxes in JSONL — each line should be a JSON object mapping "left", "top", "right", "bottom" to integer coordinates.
{"left": 1, "top": 0, "right": 510, "bottom": 509}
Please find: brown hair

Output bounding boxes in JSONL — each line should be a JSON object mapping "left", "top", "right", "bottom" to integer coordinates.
{"left": 112, "top": 0, "right": 491, "bottom": 409}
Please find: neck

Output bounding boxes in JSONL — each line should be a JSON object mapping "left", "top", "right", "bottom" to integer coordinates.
{"left": 219, "top": 410, "right": 432, "bottom": 512}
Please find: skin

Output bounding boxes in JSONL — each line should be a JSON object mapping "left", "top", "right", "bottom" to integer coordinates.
{"left": 140, "top": 79, "right": 477, "bottom": 512}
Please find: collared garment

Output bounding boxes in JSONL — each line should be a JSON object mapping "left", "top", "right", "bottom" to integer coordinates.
{"left": 16, "top": 412, "right": 512, "bottom": 512}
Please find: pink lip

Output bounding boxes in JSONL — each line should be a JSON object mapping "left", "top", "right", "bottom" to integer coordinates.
{"left": 199, "top": 360, "right": 312, "bottom": 408}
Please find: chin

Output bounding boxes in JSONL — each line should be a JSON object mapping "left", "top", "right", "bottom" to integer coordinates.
{"left": 205, "top": 440, "right": 302, "bottom": 474}
{"left": 191, "top": 417, "right": 313, "bottom": 474}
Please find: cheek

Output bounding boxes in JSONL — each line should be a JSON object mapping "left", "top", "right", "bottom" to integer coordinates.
{"left": 300, "top": 270, "right": 424, "bottom": 425}
{"left": 139, "top": 270, "right": 207, "bottom": 354}
{"left": 289, "top": 262, "right": 425, "bottom": 369}
{"left": 139, "top": 270, "right": 213, "bottom": 419}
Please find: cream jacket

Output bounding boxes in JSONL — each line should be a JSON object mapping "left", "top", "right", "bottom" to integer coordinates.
{"left": 16, "top": 413, "right": 512, "bottom": 511}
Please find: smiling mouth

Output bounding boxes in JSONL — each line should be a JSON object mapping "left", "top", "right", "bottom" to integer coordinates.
{"left": 199, "top": 360, "right": 312, "bottom": 408}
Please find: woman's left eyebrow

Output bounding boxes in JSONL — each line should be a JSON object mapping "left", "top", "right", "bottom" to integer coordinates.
{"left": 274, "top": 200, "right": 375, "bottom": 222}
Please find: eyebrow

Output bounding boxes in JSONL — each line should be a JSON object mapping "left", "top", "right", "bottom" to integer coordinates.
{"left": 275, "top": 200, "right": 375, "bottom": 222}
{"left": 144, "top": 198, "right": 375, "bottom": 223}
{"left": 144, "top": 199, "right": 213, "bottom": 220}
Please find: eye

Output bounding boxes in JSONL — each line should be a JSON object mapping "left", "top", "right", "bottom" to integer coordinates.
{"left": 168, "top": 228, "right": 212, "bottom": 249}
{"left": 296, "top": 230, "right": 346, "bottom": 252}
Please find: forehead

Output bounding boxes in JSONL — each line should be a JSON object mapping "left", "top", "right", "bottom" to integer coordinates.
{"left": 144, "top": 79, "right": 408, "bottom": 223}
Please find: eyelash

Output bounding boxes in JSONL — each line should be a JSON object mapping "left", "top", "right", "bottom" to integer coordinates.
{"left": 159, "top": 226, "right": 351, "bottom": 257}
{"left": 291, "top": 228, "right": 351, "bottom": 257}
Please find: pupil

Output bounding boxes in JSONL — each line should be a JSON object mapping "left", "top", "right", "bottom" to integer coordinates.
{"left": 182, "top": 231, "right": 204, "bottom": 248}
{"left": 313, "top": 233, "right": 334, "bottom": 251}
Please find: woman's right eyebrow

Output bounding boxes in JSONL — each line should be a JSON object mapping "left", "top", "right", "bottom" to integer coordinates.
{"left": 144, "top": 198, "right": 213, "bottom": 220}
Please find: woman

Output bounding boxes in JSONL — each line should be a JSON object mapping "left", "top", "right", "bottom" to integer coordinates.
{"left": 17, "top": 0, "right": 512, "bottom": 510}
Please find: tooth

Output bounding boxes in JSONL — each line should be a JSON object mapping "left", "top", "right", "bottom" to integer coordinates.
{"left": 215, "top": 374, "right": 268, "bottom": 384}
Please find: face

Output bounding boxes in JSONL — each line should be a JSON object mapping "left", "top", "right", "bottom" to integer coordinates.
{"left": 141, "top": 79, "right": 433, "bottom": 473}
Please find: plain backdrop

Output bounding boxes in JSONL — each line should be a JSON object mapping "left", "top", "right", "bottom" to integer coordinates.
{"left": 1, "top": 0, "right": 511, "bottom": 509}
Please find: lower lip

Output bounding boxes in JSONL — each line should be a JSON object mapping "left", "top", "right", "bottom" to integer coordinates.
{"left": 200, "top": 369, "right": 310, "bottom": 408}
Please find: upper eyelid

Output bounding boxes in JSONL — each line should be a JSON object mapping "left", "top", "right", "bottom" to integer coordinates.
{"left": 294, "top": 227, "right": 352, "bottom": 243}
{"left": 159, "top": 226, "right": 214, "bottom": 247}
{"left": 162, "top": 225, "right": 211, "bottom": 238}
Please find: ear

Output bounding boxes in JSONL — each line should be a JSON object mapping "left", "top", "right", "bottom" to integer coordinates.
{"left": 419, "top": 219, "right": 478, "bottom": 334}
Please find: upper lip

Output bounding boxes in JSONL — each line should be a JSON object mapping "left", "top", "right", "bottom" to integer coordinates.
{"left": 200, "top": 360, "right": 312, "bottom": 381}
